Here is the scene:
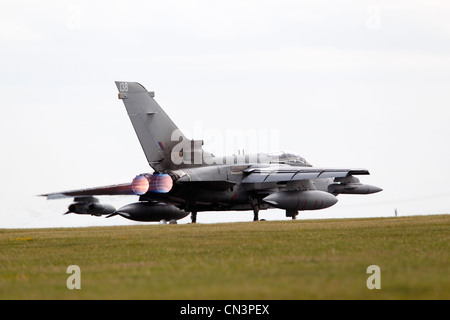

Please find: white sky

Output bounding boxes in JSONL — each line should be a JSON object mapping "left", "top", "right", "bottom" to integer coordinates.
{"left": 1, "top": 0, "right": 449, "bottom": 228}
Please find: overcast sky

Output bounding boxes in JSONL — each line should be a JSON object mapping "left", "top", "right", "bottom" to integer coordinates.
{"left": 1, "top": 0, "right": 449, "bottom": 228}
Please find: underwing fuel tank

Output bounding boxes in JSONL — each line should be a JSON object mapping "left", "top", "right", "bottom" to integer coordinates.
{"left": 112, "top": 202, "right": 189, "bottom": 222}
{"left": 328, "top": 183, "right": 383, "bottom": 195}
{"left": 263, "top": 190, "right": 338, "bottom": 211}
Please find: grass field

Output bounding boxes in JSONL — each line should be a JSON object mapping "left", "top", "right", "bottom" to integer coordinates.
{"left": 0, "top": 215, "right": 448, "bottom": 299}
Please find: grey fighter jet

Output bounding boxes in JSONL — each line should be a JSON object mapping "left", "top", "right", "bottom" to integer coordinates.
{"left": 41, "top": 82, "right": 382, "bottom": 223}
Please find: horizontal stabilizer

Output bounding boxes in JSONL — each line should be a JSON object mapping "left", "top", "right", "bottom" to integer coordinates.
{"left": 40, "top": 183, "right": 135, "bottom": 199}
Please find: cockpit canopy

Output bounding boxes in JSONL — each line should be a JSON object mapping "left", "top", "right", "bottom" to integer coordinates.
{"left": 267, "top": 151, "right": 312, "bottom": 166}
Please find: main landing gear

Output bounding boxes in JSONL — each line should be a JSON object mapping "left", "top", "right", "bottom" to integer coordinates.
{"left": 253, "top": 207, "right": 260, "bottom": 221}
{"left": 249, "top": 196, "right": 261, "bottom": 222}
{"left": 286, "top": 210, "right": 299, "bottom": 220}
{"left": 189, "top": 206, "right": 299, "bottom": 223}
{"left": 191, "top": 211, "right": 197, "bottom": 224}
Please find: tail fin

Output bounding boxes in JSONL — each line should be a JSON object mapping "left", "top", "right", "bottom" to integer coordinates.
{"left": 115, "top": 81, "right": 188, "bottom": 172}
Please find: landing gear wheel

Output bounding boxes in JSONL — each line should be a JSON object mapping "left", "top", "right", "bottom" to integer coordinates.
{"left": 253, "top": 207, "right": 260, "bottom": 221}
{"left": 249, "top": 196, "right": 260, "bottom": 222}
{"left": 191, "top": 211, "right": 197, "bottom": 224}
{"left": 286, "top": 210, "right": 299, "bottom": 220}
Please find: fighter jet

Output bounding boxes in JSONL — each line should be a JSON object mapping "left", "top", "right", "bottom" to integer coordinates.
{"left": 41, "top": 81, "right": 382, "bottom": 223}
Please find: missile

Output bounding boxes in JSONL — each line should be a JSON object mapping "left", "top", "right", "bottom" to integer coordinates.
{"left": 263, "top": 190, "right": 338, "bottom": 211}
{"left": 87, "top": 203, "right": 116, "bottom": 216}
{"left": 67, "top": 200, "right": 116, "bottom": 216}
{"left": 328, "top": 183, "right": 383, "bottom": 195}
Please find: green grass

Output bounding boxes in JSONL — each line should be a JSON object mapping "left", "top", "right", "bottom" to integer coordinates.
{"left": 0, "top": 215, "right": 449, "bottom": 299}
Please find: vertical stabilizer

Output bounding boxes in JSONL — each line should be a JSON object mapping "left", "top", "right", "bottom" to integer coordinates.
{"left": 115, "top": 81, "right": 188, "bottom": 172}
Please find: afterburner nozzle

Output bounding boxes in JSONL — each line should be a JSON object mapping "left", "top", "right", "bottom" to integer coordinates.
{"left": 131, "top": 173, "right": 173, "bottom": 195}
